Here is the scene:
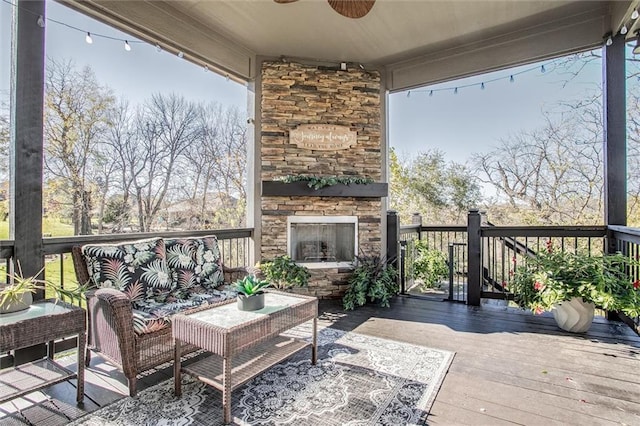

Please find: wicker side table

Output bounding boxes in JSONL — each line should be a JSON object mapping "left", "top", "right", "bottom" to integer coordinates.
{"left": 173, "top": 291, "right": 318, "bottom": 424}
{"left": 0, "top": 300, "right": 86, "bottom": 404}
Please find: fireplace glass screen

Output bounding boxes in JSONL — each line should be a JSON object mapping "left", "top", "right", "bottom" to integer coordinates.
{"left": 289, "top": 220, "right": 356, "bottom": 265}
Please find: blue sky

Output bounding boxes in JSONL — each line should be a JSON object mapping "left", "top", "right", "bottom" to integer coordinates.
{"left": 0, "top": 0, "right": 608, "bottom": 165}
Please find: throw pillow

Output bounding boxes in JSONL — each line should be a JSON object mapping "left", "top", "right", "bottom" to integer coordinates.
{"left": 82, "top": 238, "right": 172, "bottom": 304}
{"left": 164, "top": 236, "right": 225, "bottom": 296}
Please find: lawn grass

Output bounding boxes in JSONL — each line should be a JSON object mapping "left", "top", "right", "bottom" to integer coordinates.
{"left": 0, "top": 218, "right": 74, "bottom": 239}
{"left": 1, "top": 218, "right": 80, "bottom": 303}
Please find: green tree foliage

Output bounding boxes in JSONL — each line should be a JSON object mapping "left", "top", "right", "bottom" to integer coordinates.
{"left": 389, "top": 148, "right": 481, "bottom": 224}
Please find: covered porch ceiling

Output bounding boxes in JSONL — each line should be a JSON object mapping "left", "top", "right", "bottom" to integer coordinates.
{"left": 62, "top": 0, "right": 640, "bottom": 91}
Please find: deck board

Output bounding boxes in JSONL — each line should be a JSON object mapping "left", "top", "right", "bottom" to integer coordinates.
{"left": 0, "top": 295, "right": 638, "bottom": 425}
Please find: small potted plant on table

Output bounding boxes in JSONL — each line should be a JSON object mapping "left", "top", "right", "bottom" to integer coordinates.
{"left": 1, "top": 262, "right": 88, "bottom": 314}
{"left": 233, "top": 275, "right": 271, "bottom": 311}
{"left": 510, "top": 242, "right": 640, "bottom": 333}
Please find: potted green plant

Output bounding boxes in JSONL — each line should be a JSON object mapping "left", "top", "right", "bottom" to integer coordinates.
{"left": 0, "top": 262, "right": 89, "bottom": 314}
{"left": 233, "top": 275, "right": 271, "bottom": 311}
{"left": 413, "top": 240, "right": 449, "bottom": 291}
{"left": 257, "top": 255, "right": 311, "bottom": 290}
{"left": 510, "top": 242, "right": 640, "bottom": 332}
{"left": 343, "top": 255, "right": 398, "bottom": 310}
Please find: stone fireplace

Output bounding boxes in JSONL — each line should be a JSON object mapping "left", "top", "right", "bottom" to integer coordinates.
{"left": 258, "top": 60, "right": 385, "bottom": 298}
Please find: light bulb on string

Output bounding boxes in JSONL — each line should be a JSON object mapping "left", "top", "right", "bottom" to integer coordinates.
{"left": 124, "top": 41, "right": 131, "bottom": 51}
{"left": 155, "top": 44, "right": 162, "bottom": 53}
{"left": 540, "top": 65, "right": 546, "bottom": 73}
{"left": 429, "top": 90, "right": 434, "bottom": 97}
{"left": 204, "top": 65, "right": 209, "bottom": 73}
{"left": 85, "top": 32, "right": 93, "bottom": 44}
{"left": 509, "top": 75, "right": 514, "bottom": 83}
{"left": 226, "top": 74, "right": 230, "bottom": 82}
{"left": 453, "top": 87, "right": 458, "bottom": 94}
{"left": 407, "top": 91, "right": 411, "bottom": 98}
{"left": 36, "top": 15, "right": 45, "bottom": 28}
{"left": 621, "top": 25, "right": 628, "bottom": 35}
{"left": 480, "top": 82, "right": 485, "bottom": 90}
{"left": 606, "top": 35, "right": 613, "bottom": 46}
{"left": 177, "top": 51, "right": 184, "bottom": 59}
{"left": 632, "top": 9, "right": 639, "bottom": 20}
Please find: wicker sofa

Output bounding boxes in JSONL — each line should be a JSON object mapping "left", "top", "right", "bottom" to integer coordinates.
{"left": 72, "top": 235, "right": 247, "bottom": 396}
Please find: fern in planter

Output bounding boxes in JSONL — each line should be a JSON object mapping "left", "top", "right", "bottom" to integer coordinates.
{"left": 343, "top": 255, "right": 398, "bottom": 310}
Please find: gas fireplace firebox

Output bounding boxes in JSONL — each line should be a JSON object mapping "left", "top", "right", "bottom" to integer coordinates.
{"left": 287, "top": 216, "right": 357, "bottom": 268}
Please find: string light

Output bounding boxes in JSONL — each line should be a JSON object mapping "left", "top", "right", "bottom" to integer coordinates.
{"left": 407, "top": 91, "right": 411, "bottom": 98}
{"left": 85, "top": 32, "right": 93, "bottom": 44}
{"left": 621, "top": 25, "right": 628, "bottom": 35}
{"left": 606, "top": 35, "right": 613, "bottom": 46}
{"left": 155, "top": 44, "right": 162, "bottom": 53}
{"left": 408, "top": 58, "right": 561, "bottom": 98}
{"left": 124, "top": 40, "right": 131, "bottom": 51}
{"left": 632, "top": 9, "right": 639, "bottom": 20}
{"left": 204, "top": 65, "right": 209, "bottom": 73}
{"left": 177, "top": 51, "right": 184, "bottom": 59}
{"left": 36, "top": 15, "right": 45, "bottom": 28}
{"left": 226, "top": 74, "right": 230, "bottom": 82}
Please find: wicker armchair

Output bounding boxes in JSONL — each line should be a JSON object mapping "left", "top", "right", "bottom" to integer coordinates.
{"left": 71, "top": 245, "right": 247, "bottom": 396}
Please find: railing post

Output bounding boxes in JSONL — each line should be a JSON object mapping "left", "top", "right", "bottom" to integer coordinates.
{"left": 387, "top": 210, "right": 399, "bottom": 264}
{"left": 412, "top": 213, "right": 422, "bottom": 240}
{"left": 467, "top": 209, "right": 482, "bottom": 306}
{"left": 448, "top": 243, "right": 454, "bottom": 301}
{"left": 387, "top": 210, "right": 401, "bottom": 292}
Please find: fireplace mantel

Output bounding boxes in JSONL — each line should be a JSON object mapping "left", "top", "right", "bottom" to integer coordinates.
{"left": 262, "top": 181, "right": 388, "bottom": 198}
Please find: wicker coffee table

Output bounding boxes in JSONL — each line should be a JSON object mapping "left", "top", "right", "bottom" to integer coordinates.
{"left": 0, "top": 300, "right": 86, "bottom": 404}
{"left": 173, "top": 291, "right": 317, "bottom": 424}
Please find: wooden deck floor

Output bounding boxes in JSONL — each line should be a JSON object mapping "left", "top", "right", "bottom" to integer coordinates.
{"left": 1, "top": 296, "right": 639, "bottom": 425}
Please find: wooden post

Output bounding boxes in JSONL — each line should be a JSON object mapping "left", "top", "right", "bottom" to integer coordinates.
{"left": 10, "top": 0, "right": 47, "bottom": 366}
{"left": 603, "top": 33, "right": 626, "bottom": 231}
{"left": 10, "top": 0, "right": 46, "bottom": 287}
{"left": 603, "top": 34, "right": 626, "bottom": 321}
{"left": 467, "top": 209, "right": 482, "bottom": 306}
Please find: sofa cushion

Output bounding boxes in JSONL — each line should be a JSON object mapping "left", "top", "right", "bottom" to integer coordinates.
{"left": 131, "top": 287, "right": 236, "bottom": 335}
{"left": 81, "top": 238, "right": 172, "bottom": 304}
{"left": 164, "top": 236, "right": 225, "bottom": 292}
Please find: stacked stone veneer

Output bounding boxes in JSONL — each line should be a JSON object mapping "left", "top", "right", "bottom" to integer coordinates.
{"left": 260, "top": 61, "right": 382, "bottom": 298}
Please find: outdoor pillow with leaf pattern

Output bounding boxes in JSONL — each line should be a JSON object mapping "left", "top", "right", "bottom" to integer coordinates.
{"left": 81, "top": 238, "right": 172, "bottom": 305}
{"left": 164, "top": 236, "right": 225, "bottom": 297}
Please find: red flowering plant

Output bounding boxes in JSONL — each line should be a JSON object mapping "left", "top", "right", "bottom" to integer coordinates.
{"left": 510, "top": 241, "right": 640, "bottom": 317}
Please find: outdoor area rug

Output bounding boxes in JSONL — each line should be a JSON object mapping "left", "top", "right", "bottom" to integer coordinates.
{"left": 71, "top": 327, "right": 454, "bottom": 425}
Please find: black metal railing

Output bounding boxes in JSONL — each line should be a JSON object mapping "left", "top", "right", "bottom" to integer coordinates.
{"left": 478, "top": 226, "right": 608, "bottom": 301}
{"left": 398, "top": 223, "right": 467, "bottom": 300}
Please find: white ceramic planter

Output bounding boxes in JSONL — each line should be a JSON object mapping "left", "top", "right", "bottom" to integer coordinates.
{"left": 552, "top": 297, "right": 595, "bottom": 333}
{"left": 237, "top": 292, "right": 265, "bottom": 311}
{"left": 0, "top": 291, "right": 32, "bottom": 314}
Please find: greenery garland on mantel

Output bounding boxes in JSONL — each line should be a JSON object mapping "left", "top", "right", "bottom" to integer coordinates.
{"left": 277, "top": 175, "right": 374, "bottom": 190}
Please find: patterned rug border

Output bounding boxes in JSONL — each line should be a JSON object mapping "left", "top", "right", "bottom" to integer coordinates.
{"left": 72, "top": 327, "right": 455, "bottom": 425}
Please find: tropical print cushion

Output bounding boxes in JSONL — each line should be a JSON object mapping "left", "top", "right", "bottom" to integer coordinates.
{"left": 81, "top": 238, "right": 172, "bottom": 304}
{"left": 131, "top": 287, "right": 237, "bottom": 335}
{"left": 164, "top": 236, "right": 225, "bottom": 292}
